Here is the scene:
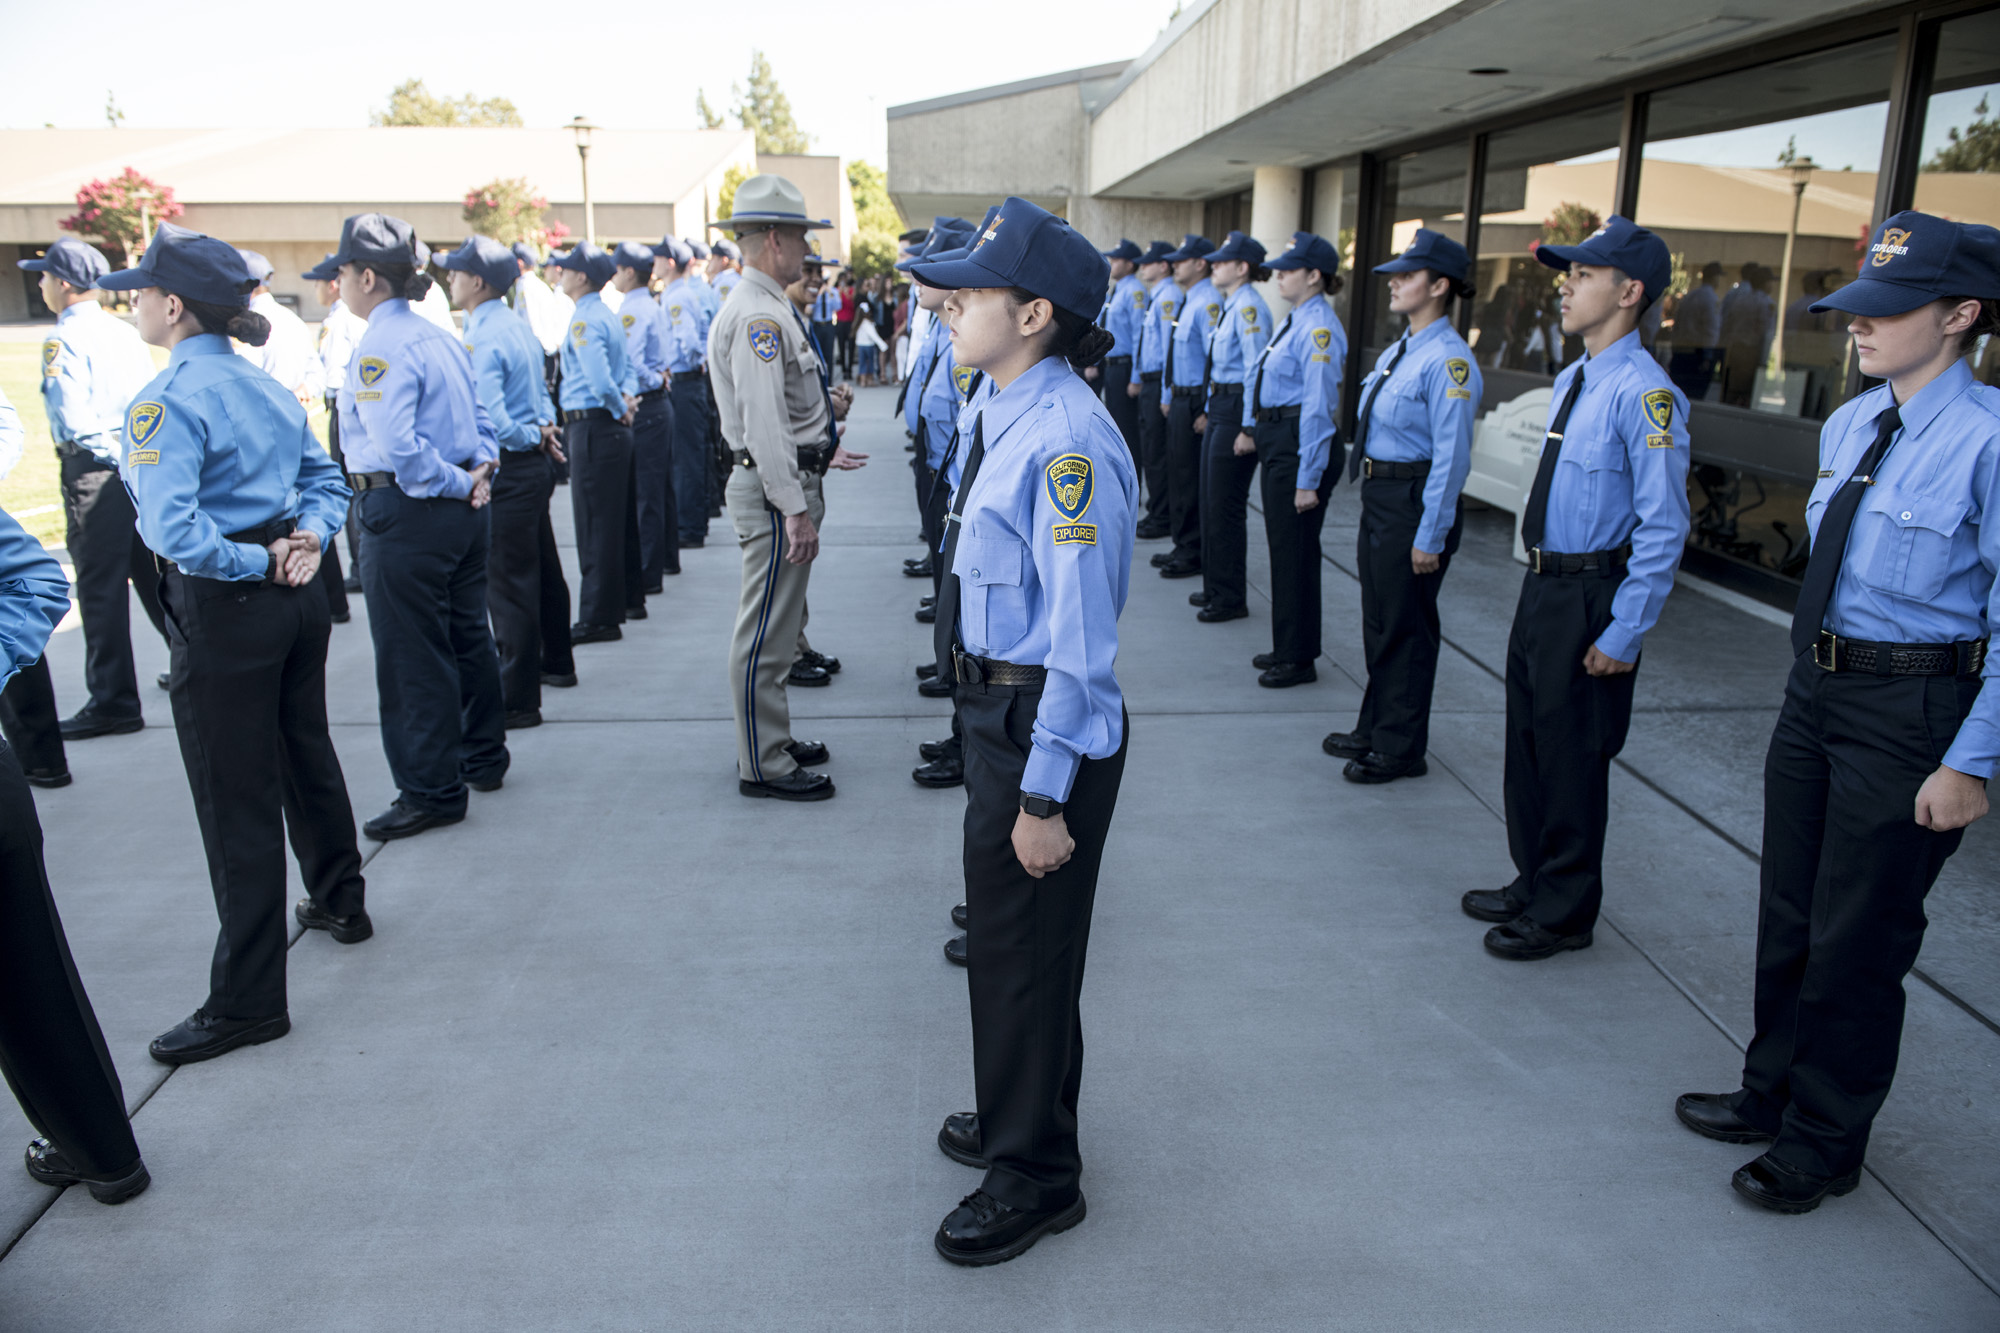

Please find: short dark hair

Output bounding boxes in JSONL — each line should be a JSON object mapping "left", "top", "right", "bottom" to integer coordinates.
{"left": 179, "top": 294, "right": 270, "bottom": 346}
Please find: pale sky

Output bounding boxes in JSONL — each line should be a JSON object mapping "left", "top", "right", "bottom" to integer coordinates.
{"left": 0, "top": 0, "right": 1169, "bottom": 166}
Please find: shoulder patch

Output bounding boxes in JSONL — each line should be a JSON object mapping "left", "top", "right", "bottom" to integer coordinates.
{"left": 1133, "top": 292, "right": 1147, "bottom": 310}
{"left": 357, "top": 357, "right": 388, "bottom": 387}
{"left": 570, "top": 321, "right": 588, "bottom": 347}
{"left": 1446, "top": 387, "right": 1472, "bottom": 400}
{"left": 1045, "top": 453, "right": 1094, "bottom": 524}
{"left": 463, "top": 341, "right": 475, "bottom": 354}
{"left": 1241, "top": 307, "right": 1258, "bottom": 324}
{"left": 41, "top": 339, "right": 59, "bottom": 375}
{"left": 1311, "top": 328, "right": 1332, "bottom": 351}
{"left": 1205, "top": 302, "right": 1221, "bottom": 323}
{"left": 621, "top": 313, "right": 635, "bottom": 330}
{"left": 126, "top": 401, "right": 165, "bottom": 456}
{"left": 669, "top": 304, "right": 683, "bottom": 319}
{"left": 1642, "top": 387, "right": 1674, "bottom": 432}
{"left": 1161, "top": 299, "right": 1176, "bottom": 318}
{"left": 1645, "top": 432, "right": 1675, "bottom": 449}
{"left": 747, "top": 318, "right": 782, "bottom": 363}
{"left": 951, "top": 364, "right": 976, "bottom": 398}
{"left": 1445, "top": 358, "right": 1470, "bottom": 387}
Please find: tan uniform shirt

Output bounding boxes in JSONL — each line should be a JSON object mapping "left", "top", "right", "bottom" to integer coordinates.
{"left": 707, "top": 267, "right": 831, "bottom": 517}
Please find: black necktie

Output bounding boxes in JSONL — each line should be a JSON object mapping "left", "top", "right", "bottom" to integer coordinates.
{"left": 1519, "top": 366, "right": 1587, "bottom": 550}
{"left": 1790, "top": 404, "right": 1902, "bottom": 657}
{"left": 932, "top": 413, "right": 987, "bottom": 677}
{"left": 1347, "top": 338, "right": 1410, "bottom": 481}
{"left": 1252, "top": 312, "right": 1294, "bottom": 414}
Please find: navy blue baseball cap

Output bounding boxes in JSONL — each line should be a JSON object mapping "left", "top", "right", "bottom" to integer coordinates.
{"left": 613, "top": 240, "right": 655, "bottom": 272}
{"left": 896, "top": 222, "right": 975, "bottom": 272}
{"left": 1810, "top": 210, "right": 2000, "bottom": 316}
{"left": 1268, "top": 231, "right": 1341, "bottom": 275}
{"left": 302, "top": 252, "right": 340, "bottom": 282}
{"left": 1137, "top": 240, "right": 1175, "bottom": 266}
{"left": 1533, "top": 215, "right": 1671, "bottom": 305}
{"left": 511, "top": 241, "right": 538, "bottom": 267}
{"left": 1208, "top": 230, "right": 1266, "bottom": 267}
{"left": 1375, "top": 228, "right": 1470, "bottom": 285}
{"left": 1102, "top": 238, "right": 1144, "bottom": 264}
{"left": 1163, "top": 233, "right": 1217, "bottom": 264}
{"left": 17, "top": 236, "right": 110, "bottom": 290}
{"left": 910, "top": 196, "right": 1109, "bottom": 323}
{"left": 654, "top": 235, "right": 693, "bottom": 267}
{"left": 97, "top": 223, "right": 254, "bottom": 305}
{"left": 235, "top": 249, "right": 274, "bottom": 286}
{"left": 713, "top": 238, "right": 741, "bottom": 262}
{"left": 437, "top": 236, "right": 519, "bottom": 293}
{"left": 552, "top": 242, "right": 617, "bottom": 287}
{"left": 684, "top": 238, "right": 710, "bottom": 261}
{"left": 327, "top": 213, "right": 422, "bottom": 268}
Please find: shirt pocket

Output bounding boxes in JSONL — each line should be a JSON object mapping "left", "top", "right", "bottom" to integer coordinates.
{"left": 1851, "top": 485, "right": 1966, "bottom": 603}
{"left": 957, "top": 534, "right": 1026, "bottom": 651}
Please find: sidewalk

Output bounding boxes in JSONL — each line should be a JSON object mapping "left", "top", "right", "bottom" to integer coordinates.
{"left": 0, "top": 386, "right": 1993, "bottom": 1330}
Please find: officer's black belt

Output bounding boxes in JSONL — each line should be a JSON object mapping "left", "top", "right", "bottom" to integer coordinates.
{"left": 562, "top": 407, "right": 615, "bottom": 425}
{"left": 1105, "top": 355, "right": 1133, "bottom": 366}
{"left": 227, "top": 518, "right": 295, "bottom": 547}
{"left": 1209, "top": 381, "right": 1243, "bottom": 394}
{"left": 637, "top": 387, "right": 667, "bottom": 403}
{"left": 55, "top": 440, "right": 108, "bottom": 462}
{"left": 500, "top": 446, "right": 541, "bottom": 457}
{"left": 348, "top": 471, "right": 399, "bottom": 492}
{"left": 1170, "top": 386, "right": 1205, "bottom": 400}
{"left": 734, "top": 447, "right": 832, "bottom": 476}
{"left": 1526, "top": 544, "right": 1630, "bottom": 577}
{"left": 1811, "top": 630, "right": 1988, "bottom": 677}
{"left": 1139, "top": 371, "right": 1163, "bottom": 383}
{"left": 952, "top": 651, "right": 1046, "bottom": 687}
{"left": 1256, "top": 406, "right": 1302, "bottom": 425}
{"left": 1362, "top": 458, "right": 1431, "bottom": 481}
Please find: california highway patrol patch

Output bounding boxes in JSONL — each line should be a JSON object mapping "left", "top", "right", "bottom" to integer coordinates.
{"left": 1312, "top": 328, "right": 1331, "bottom": 350}
{"left": 621, "top": 314, "right": 635, "bottom": 330}
{"left": 1642, "top": 388, "right": 1674, "bottom": 432}
{"left": 952, "top": 364, "right": 976, "bottom": 398}
{"left": 126, "top": 402, "right": 164, "bottom": 460}
{"left": 570, "top": 321, "right": 587, "bottom": 347}
{"left": 41, "top": 339, "right": 59, "bottom": 376}
{"left": 1446, "top": 358, "right": 1470, "bottom": 386}
{"left": 357, "top": 357, "right": 388, "bottom": 387}
{"left": 747, "top": 318, "right": 782, "bottom": 363}
{"left": 1047, "top": 454, "right": 1095, "bottom": 544}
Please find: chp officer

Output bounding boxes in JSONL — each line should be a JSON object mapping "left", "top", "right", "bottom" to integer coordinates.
{"left": 911, "top": 196, "right": 1135, "bottom": 1265}
{"left": 553, "top": 243, "right": 642, "bottom": 641}
{"left": 1677, "top": 212, "right": 2000, "bottom": 1214}
{"left": 1097, "top": 238, "right": 1147, "bottom": 465}
{"left": 18, "top": 236, "right": 167, "bottom": 740}
{"left": 1156, "top": 235, "right": 1221, "bottom": 579}
{"left": 1192, "top": 231, "right": 1272, "bottom": 622}
{"left": 1323, "top": 229, "right": 1479, "bottom": 780}
{"left": 1133, "top": 240, "right": 1178, "bottom": 539}
{"left": 1242, "top": 231, "right": 1347, "bottom": 688}
{"left": 1462, "top": 217, "right": 1690, "bottom": 960}
{"left": 99, "top": 223, "right": 370, "bottom": 1063}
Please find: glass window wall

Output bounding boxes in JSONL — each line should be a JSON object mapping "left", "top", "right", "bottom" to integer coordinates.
{"left": 1362, "top": 143, "right": 1470, "bottom": 353}
{"left": 1916, "top": 8, "right": 2000, "bottom": 388}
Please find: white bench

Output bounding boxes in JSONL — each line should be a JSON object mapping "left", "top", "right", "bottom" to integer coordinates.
{"left": 1463, "top": 388, "right": 1549, "bottom": 564}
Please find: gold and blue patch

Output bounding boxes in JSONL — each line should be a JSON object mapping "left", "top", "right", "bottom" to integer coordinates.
{"left": 1646, "top": 432, "right": 1675, "bottom": 449}
{"left": 357, "top": 357, "right": 388, "bottom": 387}
{"left": 747, "top": 318, "right": 782, "bottom": 363}
{"left": 570, "top": 321, "right": 588, "bottom": 347}
{"left": 951, "top": 363, "right": 977, "bottom": 398}
{"left": 1053, "top": 523, "right": 1098, "bottom": 546}
{"left": 41, "top": 339, "right": 59, "bottom": 376}
{"left": 621, "top": 314, "right": 635, "bottom": 330}
{"left": 1446, "top": 358, "right": 1470, "bottom": 387}
{"left": 1642, "top": 387, "right": 1674, "bottom": 432}
{"left": 126, "top": 402, "right": 165, "bottom": 462}
{"left": 1311, "top": 328, "right": 1331, "bottom": 351}
{"left": 1046, "top": 453, "right": 1093, "bottom": 523}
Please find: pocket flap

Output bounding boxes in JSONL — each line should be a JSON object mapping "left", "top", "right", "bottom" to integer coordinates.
{"left": 1866, "top": 486, "right": 1967, "bottom": 536}
{"left": 960, "top": 536, "right": 1023, "bottom": 587}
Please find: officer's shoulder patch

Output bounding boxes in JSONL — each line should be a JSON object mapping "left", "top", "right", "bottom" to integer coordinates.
{"left": 1053, "top": 523, "right": 1098, "bottom": 546}
{"left": 1445, "top": 358, "right": 1470, "bottom": 387}
{"left": 570, "top": 321, "right": 588, "bottom": 346}
{"left": 1241, "top": 306, "right": 1258, "bottom": 324}
{"left": 1205, "top": 302, "right": 1221, "bottom": 322}
{"left": 1311, "top": 327, "right": 1332, "bottom": 351}
{"left": 747, "top": 318, "right": 782, "bottom": 362}
{"left": 621, "top": 313, "right": 635, "bottom": 330}
{"left": 40, "top": 338, "right": 59, "bottom": 374}
{"left": 1641, "top": 387, "right": 1674, "bottom": 432}
{"left": 1045, "top": 453, "right": 1094, "bottom": 524}
{"left": 1446, "top": 387, "right": 1472, "bottom": 400}
{"left": 951, "top": 363, "right": 976, "bottom": 397}
{"left": 1645, "top": 432, "right": 1675, "bottom": 449}
{"left": 1161, "top": 299, "right": 1176, "bottom": 318}
{"left": 669, "top": 304, "right": 683, "bottom": 319}
{"left": 1133, "top": 292, "right": 1147, "bottom": 309}
{"left": 127, "top": 401, "right": 165, "bottom": 451}
{"left": 462, "top": 341, "right": 475, "bottom": 354}
{"left": 357, "top": 357, "right": 388, "bottom": 387}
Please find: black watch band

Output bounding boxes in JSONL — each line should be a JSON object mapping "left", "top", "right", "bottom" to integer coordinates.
{"left": 1019, "top": 792, "right": 1064, "bottom": 819}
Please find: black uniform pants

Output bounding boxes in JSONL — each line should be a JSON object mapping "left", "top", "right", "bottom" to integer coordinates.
{"left": 1255, "top": 418, "right": 1333, "bottom": 665}
{"left": 961, "top": 685, "right": 1128, "bottom": 1213}
{"left": 1100, "top": 357, "right": 1140, "bottom": 467}
{"left": 705, "top": 379, "right": 730, "bottom": 519}
{"left": 324, "top": 400, "right": 363, "bottom": 570}
{"left": 1730, "top": 657, "right": 1979, "bottom": 1178}
{"left": 1354, "top": 477, "right": 1461, "bottom": 762}
{"left": 566, "top": 417, "right": 635, "bottom": 627}
{"left": 61, "top": 451, "right": 166, "bottom": 720}
{"left": 670, "top": 377, "right": 709, "bottom": 548}
{"left": 0, "top": 740, "right": 141, "bottom": 1179}
{"left": 1199, "top": 388, "right": 1255, "bottom": 609}
{"left": 0, "top": 656, "right": 65, "bottom": 776}
{"left": 1136, "top": 374, "right": 1168, "bottom": 525}
{"left": 355, "top": 488, "right": 508, "bottom": 816}
{"left": 632, "top": 392, "right": 678, "bottom": 583}
{"left": 487, "top": 449, "right": 567, "bottom": 714}
{"left": 159, "top": 567, "right": 365, "bottom": 1017}
{"left": 1165, "top": 394, "right": 1204, "bottom": 561}
{"left": 1502, "top": 570, "right": 1637, "bottom": 936}
{"left": 315, "top": 407, "right": 352, "bottom": 618}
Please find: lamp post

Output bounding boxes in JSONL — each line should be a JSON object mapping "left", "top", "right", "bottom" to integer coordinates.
{"left": 129, "top": 184, "right": 156, "bottom": 267}
{"left": 569, "top": 116, "right": 598, "bottom": 247}
{"left": 1767, "top": 155, "right": 1816, "bottom": 385}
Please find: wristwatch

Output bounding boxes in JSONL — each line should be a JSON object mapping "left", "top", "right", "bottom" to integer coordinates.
{"left": 1019, "top": 792, "right": 1065, "bottom": 819}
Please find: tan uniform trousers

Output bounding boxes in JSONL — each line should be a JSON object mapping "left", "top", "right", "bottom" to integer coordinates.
{"left": 727, "top": 465, "right": 825, "bottom": 782}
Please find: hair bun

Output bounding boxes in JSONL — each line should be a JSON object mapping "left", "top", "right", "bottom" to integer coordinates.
{"left": 226, "top": 309, "right": 272, "bottom": 348}
{"left": 1066, "top": 322, "right": 1116, "bottom": 370}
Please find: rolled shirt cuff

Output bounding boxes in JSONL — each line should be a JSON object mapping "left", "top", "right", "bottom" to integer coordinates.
{"left": 1022, "top": 742, "right": 1080, "bottom": 804}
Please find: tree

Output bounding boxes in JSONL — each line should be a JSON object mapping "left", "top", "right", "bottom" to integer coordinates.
{"left": 104, "top": 91, "right": 124, "bottom": 129}
{"left": 717, "top": 163, "right": 753, "bottom": 224}
{"left": 1540, "top": 201, "right": 1601, "bottom": 248}
{"left": 463, "top": 178, "right": 551, "bottom": 246}
{"left": 848, "top": 231, "right": 898, "bottom": 281}
{"left": 372, "top": 79, "right": 522, "bottom": 128}
{"left": 696, "top": 90, "right": 726, "bottom": 131}
{"left": 61, "top": 167, "right": 183, "bottom": 263}
{"left": 731, "top": 51, "right": 811, "bottom": 154}
{"left": 1927, "top": 95, "right": 2000, "bottom": 172}
{"left": 845, "top": 159, "right": 905, "bottom": 279}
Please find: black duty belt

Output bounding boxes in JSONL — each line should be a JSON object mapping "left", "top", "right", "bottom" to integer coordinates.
{"left": 1256, "top": 406, "right": 1302, "bottom": 425}
{"left": 500, "top": 446, "right": 541, "bottom": 457}
{"left": 1209, "top": 381, "right": 1243, "bottom": 395}
{"left": 562, "top": 407, "right": 615, "bottom": 425}
{"left": 734, "top": 447, "right": 832, "bottom": 477}
{"left": 1362, "top": 458, "right": 1431, "bottom": 481}
{"left": 1811, "top": 631, "right": 1988, "bottom": 677}
{"left": 1105, "top": 355, "right": 1133, "bottom": 366}
{"left": 348, "top": 471, "right": 398, "bottom": 492}
{"left": 1527, "top": 544, "right": 1630, "bottom": 577}
{"left": 1170, "top": 386, "right": 1205, "bottom": 400}
{"left": 952, "top": 651, "right": 1046, "bottom": 687}
{"left": 1140, "top": 371, "right": 1163, "bottom": 383}
{"left": 638, "top": 387, "right": 667, "bottom": 403}
{"left": 227, "top": 518, "right": 295, "bottom": 546}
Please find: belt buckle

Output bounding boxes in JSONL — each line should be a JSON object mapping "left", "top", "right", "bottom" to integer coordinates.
{"left": 1528, "top": 547, "right": 1543, "bottom": 575}
{"left": 1813, "top": 631, "right": 1839, "bottom": 672}
{"left": 952, "top": 650, "right": 981, "bottom": 686}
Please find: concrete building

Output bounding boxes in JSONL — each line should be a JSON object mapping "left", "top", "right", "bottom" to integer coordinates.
{"left": 889, "top": 0, "right": 2000, "bottom": 604}
{"left": 0, "top": 127, "right": 859, "bottom": 321}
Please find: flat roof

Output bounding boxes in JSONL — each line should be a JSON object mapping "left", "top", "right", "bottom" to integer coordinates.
{"left": 886, "top": 63, "right": 1131, "bottom": 121}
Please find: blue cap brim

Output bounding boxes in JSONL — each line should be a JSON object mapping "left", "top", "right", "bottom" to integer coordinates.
{"left": 1807, "top": 278, "right": 1936, "bottom": 317}
{"left": 302, "top": 262, "right": 340, "bottom": 281}
{"left": 1533, "top": 242, "right": 1605, "bottom": 273}
{"left": 908, "top": 254, "right": 1011, "bottom": 291}
{"left": 94, "top": 268, "right": 150, "bottom": 291}
{"left": 15, "top": 258, "right": 52, "bottom": 272}
{"left": 1372, "top": 256, "right": 1432, "bottom": 274}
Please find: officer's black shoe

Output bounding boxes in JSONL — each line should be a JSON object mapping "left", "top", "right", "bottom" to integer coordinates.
{"left": 1149, "top": 550, "right": 1174, "bottom": 568}
{"left": 59, "top": 708, "right": 143, "bottom": 740}
{"left": 149, "top": 1008, "right": 290, "bottom": 1065}
{"left": 918, "top": 675, "right": 954, "bottom": 698}
{"left": 25, "top": 1140, "right": 150, "bottom": 1204}
{"left": 625, "top": 604, "right": 648, "bottom": 621}
{"left": 362, "top": 801, "right": 465, "bottom": 841}
{"left": 1483, "top": 916, "right": 1593, "bottom": 961}
{"left": 1158, "top": 559, "right": 1201, "bottom": 579}
{"left": 739, "top": 770, "right": 836, "bottom": 801}
{"left": 1258, "top": 662, "right": 1317, "bottom": 688}
{"left": 541, "top": 671, "right": 579, "bottom": 688}
{"left": 570, "top": 622, "right": 622, "bottom": 645}
{"left": 1135, "top": 519, "right": 1170, "bottom": 540}
{"left": 919, "top": 738, "right": 951, "bottom": 761}
{"left": 1321, "top": 730, "right": 1369, "bottom": 759}
{"left": 798, "top": 649, "right": 841, "bottom": 675}
{"left": 935, "top": 1189, "right": 1086, "bottom": 1267}
{"left": 22, "top": 767, "right": 71, "bottom": 789}
{"left": 788, "top": 662, "right": 832, "bottom": 687}
{"left": 1461, "top": 887, "right": 1525, "bottom": 924}
{"left": 916, "top": 663, "right": 939, "bottom": 679}
{"left": 681, "top": 536, "right": 706, "bottom": 549}
{"left": 1252, "top": 652, "right": 1278, "bottom": 670}
{"left": 1197, "top": 603, "right": 1249, "bottom": 623}
{"left": 913, "top": 755, "right": 964, "bottom": 788}
{"left": 504, "top": 710, "right": 542, "bottom": 730}
{"left": 330, "top": 609, "right": 351, "bottom": 624}
{"left": 157, "top": 671, "right": 171, "bottom": 690}
{"left": 1342, "top": 751, "right": 1427, "bottom": 784}
{"left": 920, "top": 595, "right": 936, "bottom": 607}
{"left": 1188, "top": 590, "right": 1211, "bottom": 607}
{"left": 665, "top": 566, "right": 681, "bottom": 577}
{"left": 1676, "top": 1092, "right": 1774, "bottom": 1144}
{"left": 937, "top": 1112, "right": 986, "bottom": 1167}
{"left": 915, "top": 605, "right": 937, "bottom": 623}
{"left": 294, "top": 897, "right": 373, "bottom": 944}
{"left": 1731, "top": 1153, "right": 1862, "bottom": 1214}
{"left": 786, "top": 739, "right": 830, "bottom": 767}
{"left": 342, "top": 574, "right": 363, "bottom": 593}
{"left": 642, "top": 580, "right": 664, "bottom": 596}
{"left": 944, "top": 933, "right": 967, "bottom": 966}
{"left": 951, "top": 902, "right": 968, "bottom": 929}
{"left": 467, "top": 769, "right": 506, "bottom": 793}
{"left": 905, "top": 558, "right": 934, "bottom": 578}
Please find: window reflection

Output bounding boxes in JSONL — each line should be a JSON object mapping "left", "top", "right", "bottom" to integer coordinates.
{"left": 1365, "top": 144, "right": 1468, "bottom": 352}
{"left": 1916, "top": 8, "right": 2000, "bottom": 388}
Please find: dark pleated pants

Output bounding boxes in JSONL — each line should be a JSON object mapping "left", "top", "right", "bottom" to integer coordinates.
{"left": 565, "top": 416, "right": 635, "bottom": 627}
{"left": 60, "top": 451, "right": 166, "bottom": 719}
{"left": 487, "top": 448, "right": 560, "bottom": 714}
{"left": 1354, "top": 476, "right": 1461, "bottom": 762}
{"left": 1100, "top": 357, "right": 1140, "bottom": 467}
{"left": 1135, "top": 374, "right": 1169, "bottom": 526}
{"left": 0, "top": 656, "right": 66, "bottom": 777}
{"left": 632, "top": 391, "right": 677, "bottom": 585}
{"left": 1198, "top": 387, "right": 1255, "bottom": 609}
{"left": 1255, "top": 416, "right": 1334, "bottom": 665}
{"left": 1165, "top": 393, "right": 1204, "bottom": 562}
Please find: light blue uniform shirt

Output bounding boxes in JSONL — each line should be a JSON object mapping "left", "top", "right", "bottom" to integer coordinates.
{"left": 1355, "top": 317, "right": 1481, "bottom": 551}
{"left": 0, "top": 385, "right": 22, "bottom": 481}
{"left": 463, "top": 299, "right": 555, "bottom": 451}
{"left": 615, "top": 287, "right": 668, "bottom": 393}
{"left": 917, "top": 332, "right": 979, "bottom": 479}
{"left": 659, "top": 279, "right": 710, "bottom": 375}
{"left": 1139, "top": 280, "right": 1181, "bottom": 377}
{"left": 122, "top": 334, "right": 351, "bottom": 581}
{"left": 811, "top": 286, "right": 842, "bottom": 324}
{"left": 0, "top": 505, "right": 67, "bottom": 691}
{"left": 1244, "top": 293, "right": 1347, "bottom": 490}
{"left": 1162, "top": 278, "right": 1222, "bottom": 406}
{"left": 714, "top": 270, "right": 741, "bottom": 302}
{"left": 1206, "top": 284, "right": 1273, "bottom": 395}
{"left": 1810, "top": 358, "right": 2000, "bottom": 777}
{"left": 557, "top": 291, "right": 634, "bottom": 415}
{"left": 339, "top": 300, "right": 498, "bottom": 502}
{"left": 687, "top": 275, "right": 721, "bottom": 324}
{"left": 950, "top": 356, "right": 1137, "bottom": 801}
{"left": 905, "top": 320, "right": 943, "bottom": 437}
{"left": 1536, "top": 328, "right": 1692, "bottom": 663}
{"left": 39, "top": 301, "right": 155, "bottom": 464}
{"left": 1101, "top": 273, "right": 1148, "bottom": 360}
